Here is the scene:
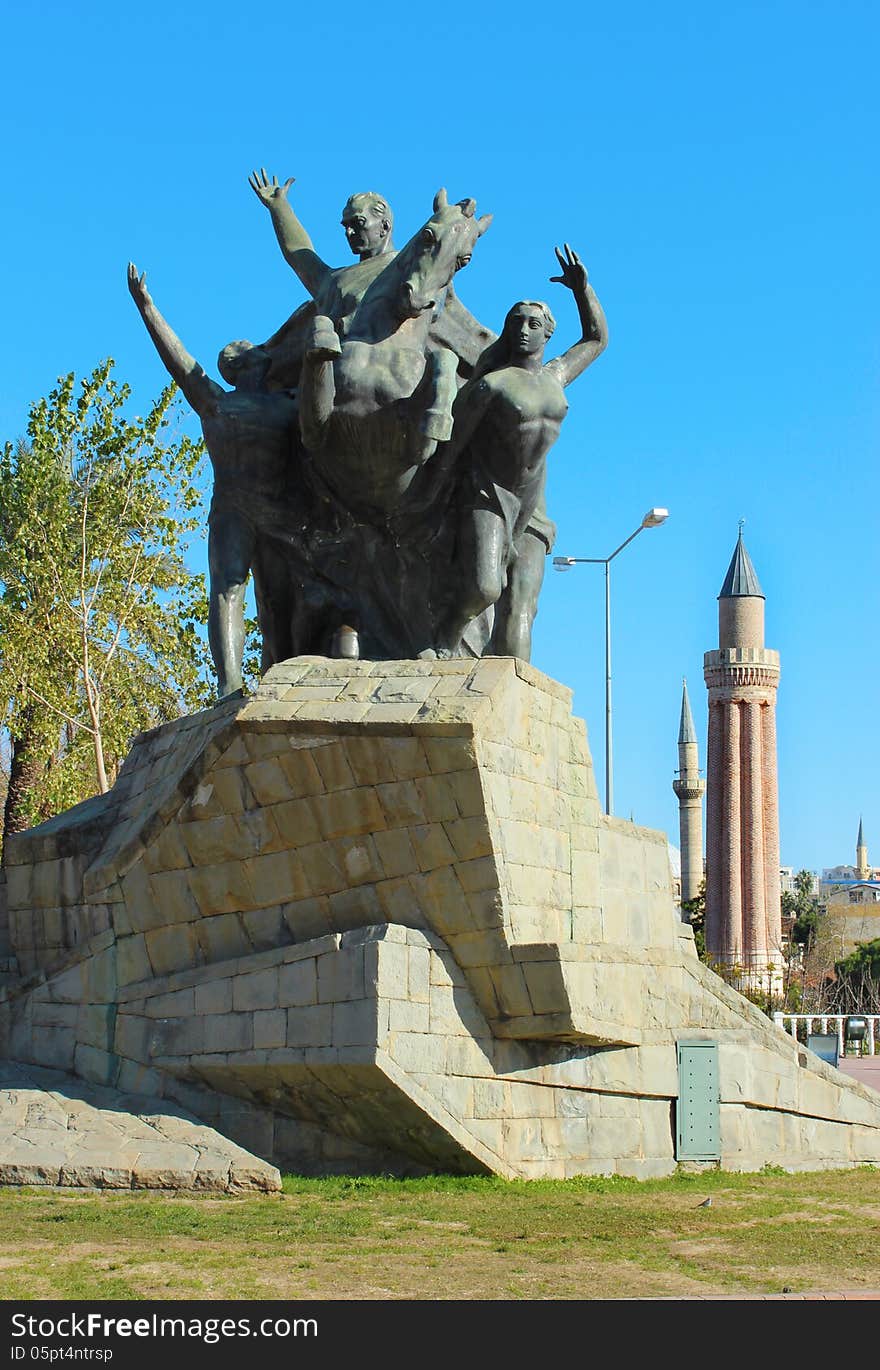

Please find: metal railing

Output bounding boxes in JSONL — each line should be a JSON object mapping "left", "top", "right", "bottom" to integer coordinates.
{"left": 773, "top": 1013, "right": 879, "bottom": 1055}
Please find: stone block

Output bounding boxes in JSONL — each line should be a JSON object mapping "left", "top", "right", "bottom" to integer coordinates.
{"left": 195, "top": 913, "right": 251, "bottom": 964}
{"left": 32, "top": 999, "right": 78, "bottom": 1029}
{"left": 408, "top": 945, "right": 431, "bottom": 1003}
{"left": 572, "top": 906, "right": 603, "bottom": 943}
{"left": 241, "top": 905, "right": 284, "bottom": 951}
{"left": 333, "top": 998, "right": 379, "bottom": 1045}
{"left": 312, "top": 788, "right": 386, "bottom": 841}
{"left": 375, "top": 780, "right": 424, "bottom": 827}
{"left": 73, "top": 1044, "right": 119, "bottom": 1088}
{"left": 374, "top": 938, "right": 410, "bottom": 998}
{"left": 233, "top": 966, "right": 280, "bottom": 1012}
{"left": 310, "top": 741, "right": 356, "bottom": 793}
{"left": 240, "top": 849, "right": 305, "bottom": 908}
{"left": 375, "top": 876, "right": 422, "bottom": 924}
{"left": 276, "top": 745, "right": 326, "bottom": 796}
{"left": 195, "top": 978, "right": 233, "bottom": 1015}
{"left": 254, "top": 1009, "right": 287, "bottom": 1049}
{"left": 343, "top": 736, "right": 398, "bottom": 786}
{"left": 200, "top": 1013, "right": 253, "bottom": 1054}
{"left": 373, "top": 828, "right": 420, "bottom": 880}
{"left": 269, "top": 796, "right": 321, "bottom": 848}
{"left": 281, "top": 895, "right": 332, "bottom": 942}
{"left": 443, "top": 817, "right": 493, "bottom": 863}
{"left": 409, "top": 867, "right": 473, "bottom": 935}
{"left": 410, "top": 823, "right": 458, "bottom": 872}
{"left": 115, "top": 1059, "right": 164, "bottom": 1097}
{"left": 412, "top": 774, "right": 460, "bottom": 822}
{"left": 205, "top": 764, "right": 252, "bottom": 815}
{"left": 279, "top": 957, "right": 318, "bottom": 1007}
{"left": 488, "top": 963, "right": 533, "bottom": 1018}
{"left": 117, "top": 934, "right": 152, "bottom": 987}
{"left": 140, "top": 869, "right": 197, "bottom": 930}
{"left": 381, "top": 735, "right": 428, "bottom": 779}
{"left": 145, "top": 923, "right": 201, "bottom": 977}
{"left": 290, "top": 842, "right": 344, "bottom": 898}
{"left": 286, "top": 1003, "right": 333, "bottom": 1047}
{"left": 243, "top": 758, "right": 292, "bottom": 807}
{"left": 180, "top": 814, "right": 243, "bottom": 867}
{"left": 317, "top": 945, "right": 365, "bottom": 1003}
{"left": 327, "top": 885, "right": 384, "bottom": 928}
{"left": 333, "top": 835, "right": 383, "bottom": 887}
{"left": 388, "top": 998, "right": 430, "bottom": 1032}
{"left": 421, "top": 737, "right": 477, "bottom": 774}
{"left": 187, "top": 861, "right": 255, "bottom": 917}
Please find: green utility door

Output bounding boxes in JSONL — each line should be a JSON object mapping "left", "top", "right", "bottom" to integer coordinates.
{"left": 676, "top": 1041, "right": 721, "bottom": 1161}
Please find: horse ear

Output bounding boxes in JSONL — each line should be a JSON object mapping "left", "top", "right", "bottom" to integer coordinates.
{"left": 433, "top": 188, "right": 448, "bottom": 211}
{"left": 458, "top": 198, "right": 476, "bottom": 218}
{"left": 476, "top": 213, "right": 493, "bottom": 237}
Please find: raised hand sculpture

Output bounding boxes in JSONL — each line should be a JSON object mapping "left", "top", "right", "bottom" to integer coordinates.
{"left": 438, "top": 245, "right": 608, "bottom": 657}
{"left": 127, "top": 264, "right": 298, "bottom": 696}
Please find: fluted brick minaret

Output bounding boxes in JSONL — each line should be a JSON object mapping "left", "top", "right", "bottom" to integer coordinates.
{"left": 703, "top": 529, "right": 782, "bottom": 985}
{"left": 673, "top": 679, "right": 705, "bottom": 905}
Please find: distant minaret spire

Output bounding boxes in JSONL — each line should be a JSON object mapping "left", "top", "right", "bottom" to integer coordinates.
{"left": 856, "top": 818, "right": 869, "bottom": 880}
{"left": 704, "top": 527, "right": 782, "bottom": 986}
{"left": 673, "top": 679, "right": 705, "bottom": 905}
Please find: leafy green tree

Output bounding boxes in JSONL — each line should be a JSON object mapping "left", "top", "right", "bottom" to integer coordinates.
{"left": 829, "top": 939, "right": 880, "bottom": 1015}
{"left": 681, "top": 881, "right": 707, "bottom": 961}
{"left": 0, "top": 360, "right": 212, "bottom": 857}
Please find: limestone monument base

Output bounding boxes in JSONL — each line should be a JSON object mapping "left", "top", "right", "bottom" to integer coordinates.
{"left": 2, "top": 657, "right": 879, "bottom": 1181}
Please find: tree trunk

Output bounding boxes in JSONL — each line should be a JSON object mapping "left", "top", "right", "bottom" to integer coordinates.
{"left": 1, "top": 718, "right": 46, "bottom": 864}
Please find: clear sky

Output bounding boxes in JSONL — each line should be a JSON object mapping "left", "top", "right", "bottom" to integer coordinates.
{"left": 1, "top": 1, "right": 877, "bottom": 873}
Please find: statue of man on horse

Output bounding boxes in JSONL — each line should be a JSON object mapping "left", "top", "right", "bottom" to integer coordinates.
{"left": 128, "top": 169, "right": 607, "bottom": 690}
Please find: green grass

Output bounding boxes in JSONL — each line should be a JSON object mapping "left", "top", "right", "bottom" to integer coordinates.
{"left": 1, "top": 1167, "right": 879, "bottom": 1300}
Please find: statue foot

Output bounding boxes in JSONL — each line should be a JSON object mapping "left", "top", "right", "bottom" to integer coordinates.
{"left": 306, "top": 316, "right": 342, "bottom": 362}
{"left": 420, "top": 407, "right": 454, "bottom": 443}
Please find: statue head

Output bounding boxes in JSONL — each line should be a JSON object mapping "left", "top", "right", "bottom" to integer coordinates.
{"left": 341, "top": 191, "right": 394, "bottom": 259}
{"left": 217, "top": 340, "right": 271, "bottom": 389}
{"left": 503, "top": 301, "right": 556, "bottom": 357}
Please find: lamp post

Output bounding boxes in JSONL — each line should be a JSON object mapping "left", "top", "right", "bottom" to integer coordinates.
{"left": 553, "top": 507, "right": 669, "bottom": 816}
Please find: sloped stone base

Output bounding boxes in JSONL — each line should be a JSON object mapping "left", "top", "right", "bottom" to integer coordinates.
{"left": 0, "top": 1060, "right": 280, "bottom": 1190}
{"left": 2, "top": 657, "right": 880, "bottom": 1178}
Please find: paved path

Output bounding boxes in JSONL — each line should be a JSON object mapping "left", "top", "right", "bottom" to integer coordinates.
{"left": 0, "top": 1060, "right": 280, "bottom": 1192}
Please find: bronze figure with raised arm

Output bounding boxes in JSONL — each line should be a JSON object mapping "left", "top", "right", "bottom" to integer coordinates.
{"left": 248, "top": 170, "right": 396, "bottom": 328}
{"left": 438, "top": 244, "right": 608, "bottom": 657}
{"left": 127, "top": 264, "right": 298, "bottom": 698}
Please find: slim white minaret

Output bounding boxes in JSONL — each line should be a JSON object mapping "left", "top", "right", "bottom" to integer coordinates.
{"left": 673, "top": 680, "right": 705, "bottom": 905}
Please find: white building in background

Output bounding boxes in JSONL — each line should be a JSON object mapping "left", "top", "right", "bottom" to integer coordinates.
{"left": 780, "top": 867, "right": 819, "bottom": 897}
{"left": 819, "top": 819, "right": 880, "bottom": 899}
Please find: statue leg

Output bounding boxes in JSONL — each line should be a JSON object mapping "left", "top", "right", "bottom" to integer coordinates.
{"left": 407, "top": 347, "right": 458, "bottom": 465}
{"left": 491, "top": 527, "right": 546, "bottom": 661}
{"left": 208, "top": 510, "right": 254, "bottom": 699}
{"left": 438, "top": 508, "right": 507, "bottom": 653}
{"left": 299, "top": 316, "right": 340, "bottom": 451}
{"left": 251, "top": 538, "right": 294, "bottom": 674}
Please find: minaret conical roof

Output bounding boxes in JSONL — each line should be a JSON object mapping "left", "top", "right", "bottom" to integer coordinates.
{"left": 858, "top": 816, "right": 865, "bottom": 847}
{"left": 719, "top": 528, "right": 764, "bottom": 599}
{"left": 678, "top": 679, "right": 697, "bottom": 744}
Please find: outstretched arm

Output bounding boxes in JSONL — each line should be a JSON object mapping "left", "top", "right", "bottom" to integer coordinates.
{"left": 248, "top": 169, "right": 331, "bottom": 299}
{"left": 127, "top": 265, "right": 223, "bottom": 415}
{"left": 545, "top": 244, "right": 609, "bottom": 389}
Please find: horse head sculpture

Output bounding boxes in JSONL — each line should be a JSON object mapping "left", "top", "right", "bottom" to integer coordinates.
{"left": 394, "top": 189, "right": 493, "bottom": 320}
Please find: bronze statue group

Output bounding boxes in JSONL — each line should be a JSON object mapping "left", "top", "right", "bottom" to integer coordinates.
{"left": 128, "top": 173, "right": 607, "bottom": 697}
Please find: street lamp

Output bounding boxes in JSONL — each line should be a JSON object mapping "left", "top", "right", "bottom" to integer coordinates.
{"left": 553, "top": 507, "right": 669, "bottom": 816}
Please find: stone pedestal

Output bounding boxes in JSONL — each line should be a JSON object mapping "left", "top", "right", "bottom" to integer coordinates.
{"left": 2, "top": 658, "right": 879, "bottom": 1179}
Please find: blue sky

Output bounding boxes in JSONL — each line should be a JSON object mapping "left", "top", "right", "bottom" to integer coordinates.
{"left": 1, "top": 1, "right": 877, "bottom": 872}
